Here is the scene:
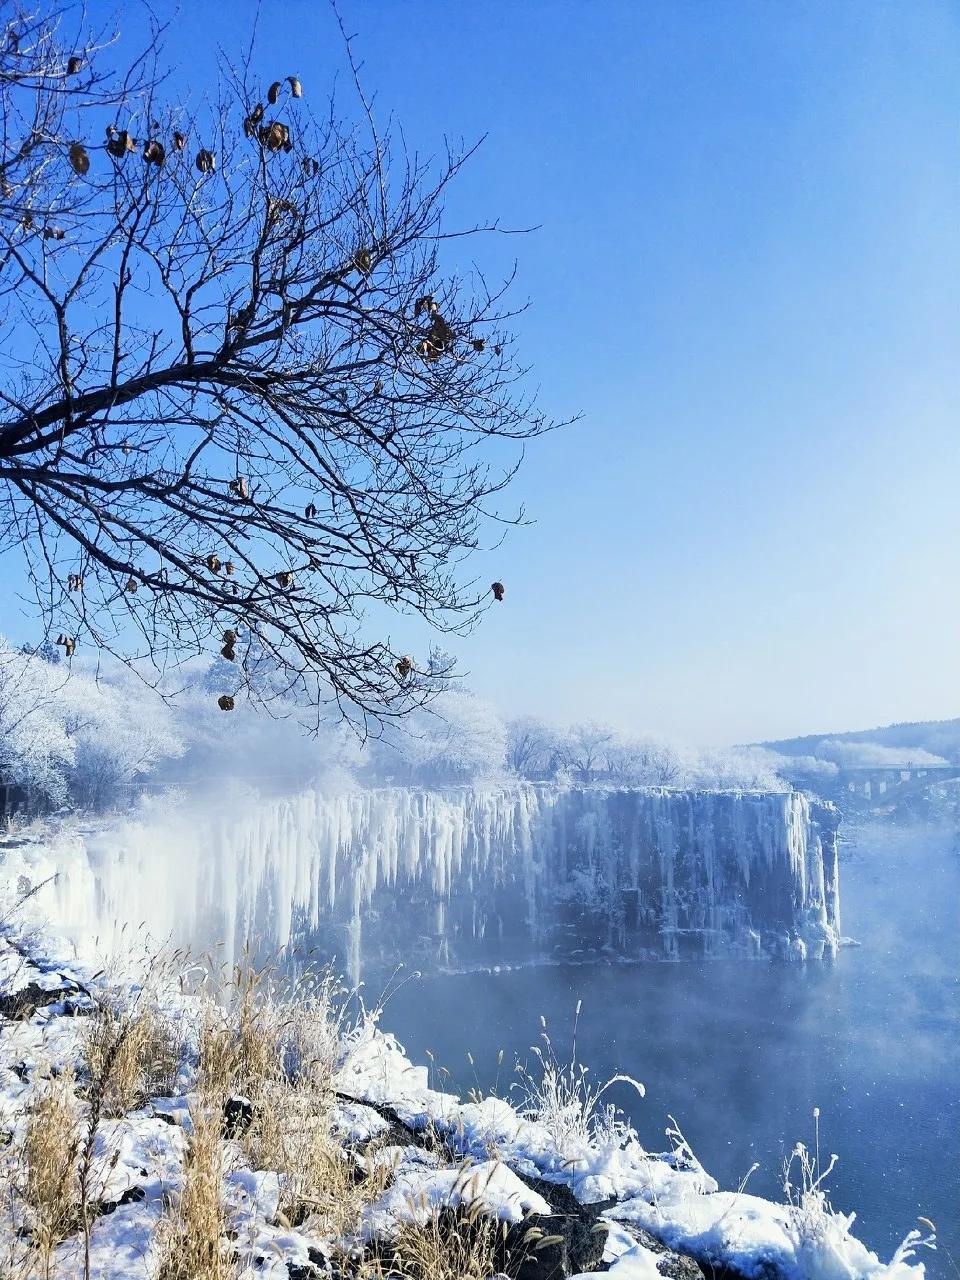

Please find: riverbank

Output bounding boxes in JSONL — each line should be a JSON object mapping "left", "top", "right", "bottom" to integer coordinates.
{"left": 0, "top": 904, "right": 934, "bottom": 1280}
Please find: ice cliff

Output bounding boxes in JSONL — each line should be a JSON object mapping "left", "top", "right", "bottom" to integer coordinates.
{"left": 11, "top": 784, "right": 840, "bottom": 976}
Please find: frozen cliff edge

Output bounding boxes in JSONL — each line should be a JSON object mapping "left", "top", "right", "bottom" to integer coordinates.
{"left": 3, "top": 784, "right": 840, "bottom": 975}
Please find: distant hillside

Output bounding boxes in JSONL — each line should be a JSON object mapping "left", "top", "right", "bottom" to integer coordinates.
{"left": 759, "top": 718, "right": 960, "bottom": 765}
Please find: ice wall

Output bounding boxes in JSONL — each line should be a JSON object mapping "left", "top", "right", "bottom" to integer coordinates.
{"left": 11, "top": 785, "right": 840, "bottom": 976}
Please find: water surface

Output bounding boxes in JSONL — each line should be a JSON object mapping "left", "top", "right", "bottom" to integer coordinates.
{"left": 379, "top": 823, "right": 959, "bottom": 1274}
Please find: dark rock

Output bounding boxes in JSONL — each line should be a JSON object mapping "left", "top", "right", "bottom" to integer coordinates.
{"left": 223, "top": 1095, "right": 255, "bottom": 1138}
{"left": 60, "top": 998, "right": 90, "bottom": 1018}
{"left": 334, "top": 1090, "right": 422, "bottom": 1142}
{"left": 0, "top": 982, "right": 73, "bottom": 1021}
{"left": 657, "top": 1252, "right": 707, "bottom": 1280}
{"left": 364, "top": 1117, "right": 422, "bottom": 1151}
{"left": 481, "top": 1173, "right": 614, "bottom": 1277}
{"left": 98, "top": 1185, "right": 146, "bottom": 1216}
{"left": 525, "top": 1176, "right": 614, "bottom": 1219}
{"left": 610, "top": 1220, "right": 708, "bottom": 1280}
{"left": 614, "top": 1223, "right": 669, "bottom": 1255}
{"left": 287, "top": 1255, "right": 345, "bottom": 1280}
{"left": 502, "top": 1208, "right": 607, "bottom": 1278}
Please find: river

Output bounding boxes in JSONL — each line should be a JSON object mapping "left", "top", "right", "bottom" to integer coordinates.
{"left": 379, "top": 822, "right": 959, "bottom": 1275}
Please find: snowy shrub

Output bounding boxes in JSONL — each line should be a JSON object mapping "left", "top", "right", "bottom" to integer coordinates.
{"left": 778, "top": 1112, "right": 936, "bottom": 1280}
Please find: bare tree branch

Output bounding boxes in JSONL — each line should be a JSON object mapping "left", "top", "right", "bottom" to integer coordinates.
{"left": 0, "top": 1, "right": 565, "bottom": 732}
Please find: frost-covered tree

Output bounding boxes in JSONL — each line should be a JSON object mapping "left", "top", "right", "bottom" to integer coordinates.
{"left": 554, "top": 721, "right": 616, "bottom": 782}
{"left": 688, "top": 747, "right": 785, "bottom": 791}
{"left": 0, "top": 642, "right": 73, "bottom": 804}
{"left": 768, "top": 753, "right": 840, "bottom": 781}
{"left": 19, "top": 639, "right": 61, "bottom": 665}
{"left": 377, "top": 688, "right": 507, "bottom": 785}
{"left": 0, "top": 639, "right": 184, "bottom": 809}
{"left": 605, "top": 734, "right": 686, "bottom": 786}
{"left": 58, "top": 666, "right": 184, "bottom": 807}
{"left": 155, "top": 681, "right": 362, "bottom": 797}
{"left": 506, "top": 715, "right": 564, "bottom": 779}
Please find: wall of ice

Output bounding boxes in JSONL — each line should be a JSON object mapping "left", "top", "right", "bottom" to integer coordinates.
{"left": 15, "top": 784, "right": 840, "bottom": 976}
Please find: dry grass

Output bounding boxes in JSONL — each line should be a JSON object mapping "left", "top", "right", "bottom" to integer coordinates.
{"left": 155, "top": 1103, "right": 229, "bottom": 1280}
{"left": 221, "top": 963, "right": 390, "bottom": 1237}
{"left": 366, "top": 1203, "right": 505, "bottom": 1280}
{"left": 2, "top": 951, "right": 548, "bottom": 1280}
{"left": 245, "top": 1077, "right": 394, "bottom": 1236}
{"left": 157, "top": 959, "right": 357, "bottom": 1276}
{"left": 195, "top": 1012, "right": 241, "bottom": 1110}
{"left": 195, "top": 961, "right": 344, "bottom": 1101}
{"left": 20, "top": 1070, "right": 82, "bottom": 1274}
{"left": 83, "top": 1001, "right": 181, "bottom": 1116}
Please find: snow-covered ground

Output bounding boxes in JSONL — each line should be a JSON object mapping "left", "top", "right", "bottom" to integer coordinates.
{"left": 0, "top": 904, "right": 934, "bottom": 1280}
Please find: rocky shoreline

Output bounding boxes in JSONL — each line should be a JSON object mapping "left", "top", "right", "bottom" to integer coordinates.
{"left": 0, "top": 912, "right": 933, "bottom": 1280}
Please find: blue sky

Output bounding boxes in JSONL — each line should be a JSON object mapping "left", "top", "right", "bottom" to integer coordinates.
{"left": 2, "top": 0, "right": 958, "bottom": 743}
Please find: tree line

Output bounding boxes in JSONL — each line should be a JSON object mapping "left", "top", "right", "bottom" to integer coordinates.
{"left": 0, "top": 638, "right": 788, "bottom": 813}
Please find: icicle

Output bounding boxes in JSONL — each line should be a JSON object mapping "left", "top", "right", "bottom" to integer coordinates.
{"left": 32, "top": 783, "right": 840, "bottom": 970}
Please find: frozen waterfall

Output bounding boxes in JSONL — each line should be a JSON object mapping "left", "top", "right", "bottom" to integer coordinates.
{"left": 10, "top": 784, "right": 840, "bottom": 977}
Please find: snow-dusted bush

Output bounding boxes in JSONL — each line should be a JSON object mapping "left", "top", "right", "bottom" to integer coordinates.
{"left": 512, "top": 1015, "right": 645, "bottom": 1160}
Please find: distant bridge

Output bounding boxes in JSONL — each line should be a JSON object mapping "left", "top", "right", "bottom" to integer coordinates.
{"left": 792, "top": 762, "right": 960, "bottom": 804}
